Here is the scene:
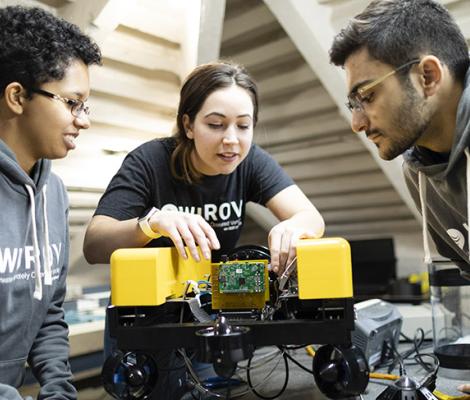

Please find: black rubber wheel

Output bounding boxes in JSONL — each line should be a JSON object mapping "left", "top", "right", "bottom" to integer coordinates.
{"left": 102, "top": 350, "right": 158, "bottom": 399}
{"left": 312, "top": 344, "right": 369, "bottom": 399}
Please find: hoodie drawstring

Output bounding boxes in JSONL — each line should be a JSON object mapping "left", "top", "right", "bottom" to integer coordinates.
{"left": 419, "top": 149, "right": 470, "bottom": 265}
{"left": 418, "top": 171, "right": 433, "bottom": 264}
{"left": 42, "top": 185, "right": 52, "bottom": 285}
{"left": 465, "top": 148, "right": 470, "bottom": 262}
{"left": 26, "top": 184, "right": 52, "bottom": 300}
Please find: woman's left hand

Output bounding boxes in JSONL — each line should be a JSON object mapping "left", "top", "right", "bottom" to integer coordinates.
{"left": 268, "top": 219, "right": 318, "bottom": 276}
{"left": 265, "top": 185, "right": 325, "bottom": 275}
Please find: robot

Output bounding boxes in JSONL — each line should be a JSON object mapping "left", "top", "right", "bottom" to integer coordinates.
{"left": 102, "top": 238, "right": 369, "bottom": 399}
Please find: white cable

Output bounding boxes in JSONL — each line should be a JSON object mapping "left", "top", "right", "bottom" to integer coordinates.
{"left": 278, "top": 256, "right": 297, "bottom": 291}
{"left": 42, "top": 185, "right": 52, "bottom": 285}
{"left": 465, "top": 148, "right": 470, "bottom": 262}
{"left": 26, "top": 185, "right": 42, "bottom": 300}
{"left": 418, "top": 172, "right": 432, "bottom": 265}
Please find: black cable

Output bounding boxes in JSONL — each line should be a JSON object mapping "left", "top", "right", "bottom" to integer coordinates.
{"left": 157, "top": 349, "right": 194, "bottom": 372}
{"left": 412, "top": 329, "right": 434, "bottom": 372}
{"left": 395, "top": 329, "right": 433, "bottom": 372}
{"left": 278, "top": 347, "right": 314, "bottom": 375}
{"left": 416, "top": 353, "right": 440, "bottom": 389}
{"left": 400, "top": 332, "right": 414, "bottom": 343}
{"left": 247, "top": 352, "right": 289, "bottom": 400}
{"left": 386, "top": 341, "right": 406, "bottom": 375}
{"left": 386, "top": 327, "right": 431, "bottom": 373}
{"left": 383, "top": 330, "right": 439, "bottom": 391}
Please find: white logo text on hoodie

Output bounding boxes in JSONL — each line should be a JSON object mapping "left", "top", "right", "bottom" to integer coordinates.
{"left": 0, "top": 243, "right": 62, "bottom": 276}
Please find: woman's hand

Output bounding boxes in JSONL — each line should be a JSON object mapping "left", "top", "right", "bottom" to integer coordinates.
{"left": 265, "top": 186, "right": 325, "bottom": 276}
{"left": 150, "top": 210, "right": 220, "bottom": 261}
{"left": 458, "top": 383, "right": 470, "bottom": 393}
{"left": 268, "top": 219, "right": 318, "bottom": 275}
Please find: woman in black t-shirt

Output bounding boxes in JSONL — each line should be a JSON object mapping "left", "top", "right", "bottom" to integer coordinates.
{"left": 84, "top": 61, "right": 324, "bottom": 273}
{"left": 84, "top": 61, "right": 325, "bottom": 400}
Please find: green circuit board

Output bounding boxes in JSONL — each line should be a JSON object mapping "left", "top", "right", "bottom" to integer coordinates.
{"left": 218, "top": 261, "right": 265, "bottom": 293}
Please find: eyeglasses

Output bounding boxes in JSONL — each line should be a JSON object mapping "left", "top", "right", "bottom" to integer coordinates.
{"left": 30, "top": 88, "right": 90, "bottom": 118}
{"left": 346, "top": 59, "right": 420, "bottom": 113}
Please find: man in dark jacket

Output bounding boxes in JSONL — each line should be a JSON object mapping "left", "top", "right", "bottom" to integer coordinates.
{"left": 0, "top": 6, "right": 101, "bottom": 399}
{"left": 330, "top": 0, "right": 470, "bottom": 392}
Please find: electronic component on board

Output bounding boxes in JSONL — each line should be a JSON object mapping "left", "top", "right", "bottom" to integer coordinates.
{"left": 218, "top": 261, "right": 265, "bottom": 294}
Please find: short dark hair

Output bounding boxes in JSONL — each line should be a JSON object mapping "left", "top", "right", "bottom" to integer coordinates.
{"left": 330, "top": 0, "right": 469, "bottom": 83}
{"left": 0, "top": 6, "right": 102, "bottom": 95}
{"left": 171, "top": 61, "right": 259, "bottom": 184}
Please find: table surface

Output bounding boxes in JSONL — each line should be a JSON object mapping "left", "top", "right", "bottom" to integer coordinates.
{"left": 201, "top": 345, "right": 469, "bottom": 400}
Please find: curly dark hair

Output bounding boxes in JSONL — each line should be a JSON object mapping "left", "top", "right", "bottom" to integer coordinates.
{"left": 330, "top": 0, "right": 469, "bottom": 84}
{"left": 0, "top": 6, "right": 102, "bottom": 95}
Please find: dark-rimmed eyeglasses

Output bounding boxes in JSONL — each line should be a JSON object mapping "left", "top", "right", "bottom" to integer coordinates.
{"left": 346, "top": 59, "right": 420, "bottom": 113}
{"left": 30, "top": 88, "right": 90, "bottom": 118}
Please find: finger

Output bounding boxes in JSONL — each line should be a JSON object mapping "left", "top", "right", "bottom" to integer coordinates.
{"left": 166, "top": 227, "right": 188, "bottom": 260}
{"left": 176, "top": 222, "right": 200, "bottom": 261}
{"left": 278, "top": 231, "right": 292, "bottom": 275}
{"left": 268, "top": 229, "right": 281, "bottom": 274}
{"left": 458, "top": 384, "right": 470, "bottom": 393}
{"left": 284, "top": 237, "right": 298, "bottom": 276}
{"left": 199, "top": 218, "right": 220, "bottom": 250}
{"left": 188, "top": 222, "right": 212, "bottom": 260}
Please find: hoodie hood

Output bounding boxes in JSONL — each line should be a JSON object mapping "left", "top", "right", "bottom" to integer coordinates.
{"left": 0, "top": 139, "right": 51, "bottom": 190}
{"left": 402, "top": 66, "right": 470, "bottom": 275}
{"left": 403, "top": 68, "right": 470, "bottom": 180}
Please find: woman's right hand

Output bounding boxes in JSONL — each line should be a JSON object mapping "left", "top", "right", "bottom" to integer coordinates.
{"left": 149, "top": 210, "right": 220, "bottom": 261}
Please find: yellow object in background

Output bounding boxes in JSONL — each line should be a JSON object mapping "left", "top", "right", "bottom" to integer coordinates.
{"left": 110, "top": 247, "right": 211, "bottom": 306}
{"left": 408, "top": 271, "right": 429, "bottom": 295}
{"left": 296, "top": 238, "right": 353, "bottom": 300}
{"left": 369, "top": 372, "right": 400, "bottom": 381}
{"left": 306, "top": 345, "right": 316, "bottom": 357}
{"left": 433, "top": 390, "right": 470, "bottom": 400}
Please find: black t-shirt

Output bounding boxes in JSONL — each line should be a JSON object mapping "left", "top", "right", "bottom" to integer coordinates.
{"left": 95, "top": 137, "right": 294, "bottom": 260}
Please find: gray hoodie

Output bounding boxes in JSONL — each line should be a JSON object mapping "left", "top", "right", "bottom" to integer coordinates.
{"left": 0, "top": 139, "right": 76, "bottom": 399}
{"left": 403, "top": 67, "right": 470, "bottom": 277}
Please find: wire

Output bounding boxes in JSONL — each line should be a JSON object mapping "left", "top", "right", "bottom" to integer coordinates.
{"left": 413, "top": 329, "right": 435, "bottom": 372}
{"left": 179, "top": 347, "right": 285, "bottom": 400}
{"left": 386, "top": 341, "right": 407, "bottom": 376}
{"left": 417, "top": 353, "right": 439, "bottom": 390}
{"left": 278, "top": 346, "right": 313, "bottom": 375}
{"left": 278, "top": 257, "right": 297, "bottom": 291}
{"left": 247, "top": 350, "right": 289, "bottom": 400}
{"left": 237, "top": 349, "right": 282, "bottom": 370}
{"left": 178, "top": 349, "right": 225, "bottom": 399}
{"left": 386, "top": 328, "right": 434, "bottom": 374}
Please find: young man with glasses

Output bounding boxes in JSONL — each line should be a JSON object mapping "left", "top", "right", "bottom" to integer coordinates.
{"left": 330, "top": 0, "right": 470, "bottom": 392}
{"left": 0, "top": 6, "right": 101, "bottom": 399}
